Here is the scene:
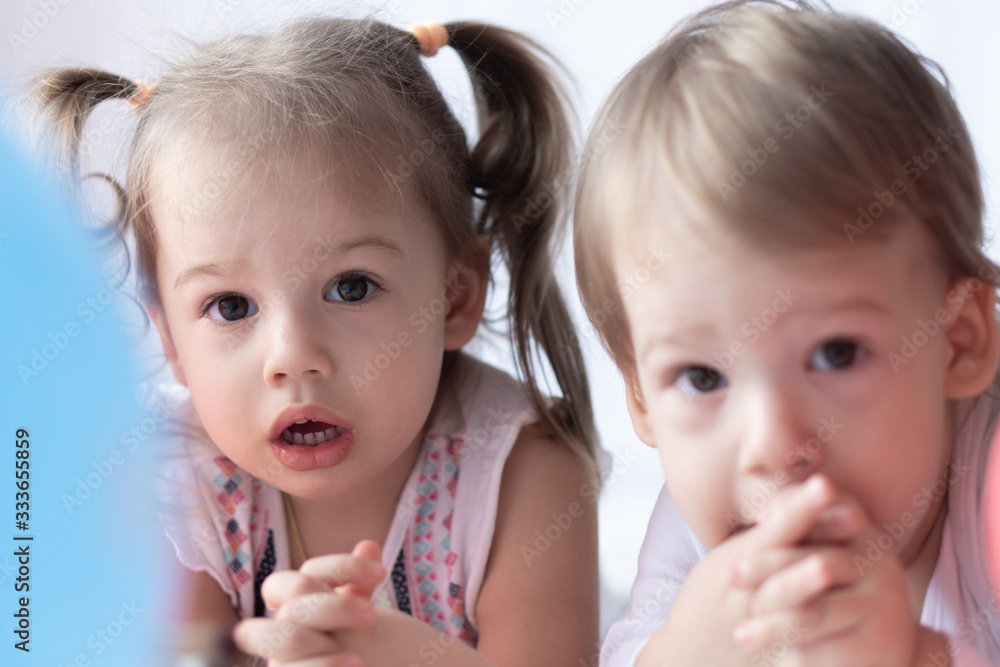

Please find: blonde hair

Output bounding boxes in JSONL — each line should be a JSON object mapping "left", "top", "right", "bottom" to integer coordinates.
{"left": 34, "top": 17, "right": 596, "bottom": 463}
{"left": 574, "top": 0, "right": 997, "bottom": 384}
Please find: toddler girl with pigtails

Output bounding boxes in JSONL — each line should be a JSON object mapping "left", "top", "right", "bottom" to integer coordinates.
{"left": 34, "top": 17, "right": 599, "bottom": 667}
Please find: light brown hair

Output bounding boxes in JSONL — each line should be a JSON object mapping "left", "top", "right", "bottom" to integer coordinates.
{"left": 574, "top": 0, "right": 997, "bottom": 384}
{"left": 33, "top": 17, "right": 596, "bottom": 463}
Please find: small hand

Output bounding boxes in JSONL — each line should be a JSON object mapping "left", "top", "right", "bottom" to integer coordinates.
{"left": 639, "top": 475, "right": 844, "bottom": 666}
{"left": 233, "top": 540, "right": 387, "bottom": 666}
{"left": 730, "top": 478, "right": 918, "bottom": 667}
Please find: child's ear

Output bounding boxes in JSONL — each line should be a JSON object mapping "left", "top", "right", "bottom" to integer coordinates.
{"left": 625, "top": 376, "right": 657, "bottom": 448}
{"left": 943, "top": 277, "right": 1000, "bottom": 399}
{"left": 443, "top": 237, "right": 489, "bottom": 351}
{"left": 147, "top": 303, "right": 188, "bottom": 386}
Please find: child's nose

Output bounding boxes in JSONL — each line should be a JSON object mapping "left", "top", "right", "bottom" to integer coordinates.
{"left": 736, "top": 381, "right": 823, "bottom": 483}
{"left": 262, "top": 305, "right": 335, "bottom": 385}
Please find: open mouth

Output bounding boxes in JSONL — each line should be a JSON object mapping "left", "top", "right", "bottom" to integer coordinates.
{"left": 281, "top": 420, "right": 345, "bottom": 446}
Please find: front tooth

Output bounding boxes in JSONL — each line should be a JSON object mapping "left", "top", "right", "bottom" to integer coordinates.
{"left": 295, "top": 420, "right": 310, "bottom": 425}
{"left": 304, "top": 432, "right": 316, "bottom": 445}
{"left": 292, "top": 432, "right": 304, "bottom": 444}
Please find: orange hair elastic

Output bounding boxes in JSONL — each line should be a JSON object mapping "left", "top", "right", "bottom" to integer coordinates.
{"left": 127, "top": 79, "right": 156, "bottom": 114}
{"left": 406, "top": 22, "right": 449, "bottom": 57}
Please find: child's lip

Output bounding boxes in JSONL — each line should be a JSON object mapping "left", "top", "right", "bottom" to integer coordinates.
{"left": 268, "top": 404, "right": 351, "bottom": 441}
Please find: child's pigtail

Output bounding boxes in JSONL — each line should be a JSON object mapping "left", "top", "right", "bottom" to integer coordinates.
{"left": 33, "top": 68, "right": 140, "bottom": 179}
{"left": 446, "top": 23, "right": 597, "bottom": 465}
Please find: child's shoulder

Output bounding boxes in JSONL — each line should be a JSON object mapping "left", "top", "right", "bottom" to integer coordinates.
{"left": 426, "top": 352, "right": 539, "bottom": 446}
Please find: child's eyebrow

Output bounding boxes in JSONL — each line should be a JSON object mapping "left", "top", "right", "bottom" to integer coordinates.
{"left": 174, "top": 260, "right": 243, "bottom": 290}
{"left": 173, "top": 235, "right": 405, "bottom": 290}
{"left": 640, "top": 297, "right": 893, "bottom": 362}
{"left": 335, "top": 235, "right": 405, "bottom": 257}
{"left": 640, "top": 325, "right": 715, "bottom": 363}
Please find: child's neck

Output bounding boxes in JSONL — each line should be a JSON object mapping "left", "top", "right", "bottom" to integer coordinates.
{"left": 285, "top": 431, "right": 425, "bottom": 568}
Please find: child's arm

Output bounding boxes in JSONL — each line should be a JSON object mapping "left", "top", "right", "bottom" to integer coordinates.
{"left": 235, "top": 426, "right": 599, "bottom": 666}
{"left": 472, "top": 425, "right": 600, "bottom": 664}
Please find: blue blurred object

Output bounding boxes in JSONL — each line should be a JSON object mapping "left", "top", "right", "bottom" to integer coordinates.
{"left": 0, "top": 130, "right": 168, "bottom": 664}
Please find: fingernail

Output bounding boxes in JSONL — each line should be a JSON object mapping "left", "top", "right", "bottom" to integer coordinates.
{"left": 806, "top": 475, "right": 827, "bottom": 503}
{"left": 728, "top": 559, "right": 746, "bottom": 586}
{"left": 733, "top": 622, "right": 754, "bottom": 646}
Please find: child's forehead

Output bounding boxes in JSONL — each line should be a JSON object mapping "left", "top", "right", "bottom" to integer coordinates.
{"left": 148, "top": 138, "right": 410, "bottom": 227}
{"left": 612, "top": 201, "right": 942, "bottom": 306}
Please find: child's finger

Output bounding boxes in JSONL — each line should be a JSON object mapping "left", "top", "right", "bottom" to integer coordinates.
{"left": 337, "top": 540, "right": 385, "bottom": 598}
{"left": 748, "top": 549, "right": 860, "bottom": 615}
{"left": 729, "top": 546, "right": 811, "bottom": 589}
{"left": 747, "top": 475, "right": 838, "bottom": 550}
{"left": 232, "top": 617, "right": 342, "bottom": 661}
{"left": 263, "top": 571, "right": 329, "bottom": 609}
{"left": 298, "top": 553, "right": 387, "bottom": 591}
{"left": 730, "top": 501, "right": 864, "bottom": 589}
{"left": 352, "top": 539, "right": 382, "bottom": 563}
{"left": 801, "top": 500, "right": 865, "bottom": 544}
{"left": 733, "top": 591, "right": 865, "bottom": 654}
{"left": 274, "top": 592, "right": 376, "bottom": 631}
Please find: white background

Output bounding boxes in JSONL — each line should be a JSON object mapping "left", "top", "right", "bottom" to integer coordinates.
{"left": 2, "top": 0, "right": 999, "bottom": 634}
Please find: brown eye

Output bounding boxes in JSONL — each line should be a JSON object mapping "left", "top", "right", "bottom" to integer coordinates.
{"left": 325, "top": 275, "right": 378, "bottom": 303}
{"left": 811, "top": 338, "right": 859, "bottom": 371}
{"left": 207, "top": 294, "right": 257, "bottom": 322}
{"left": 677, "top": 366, "right": 727, "bottom": 394}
